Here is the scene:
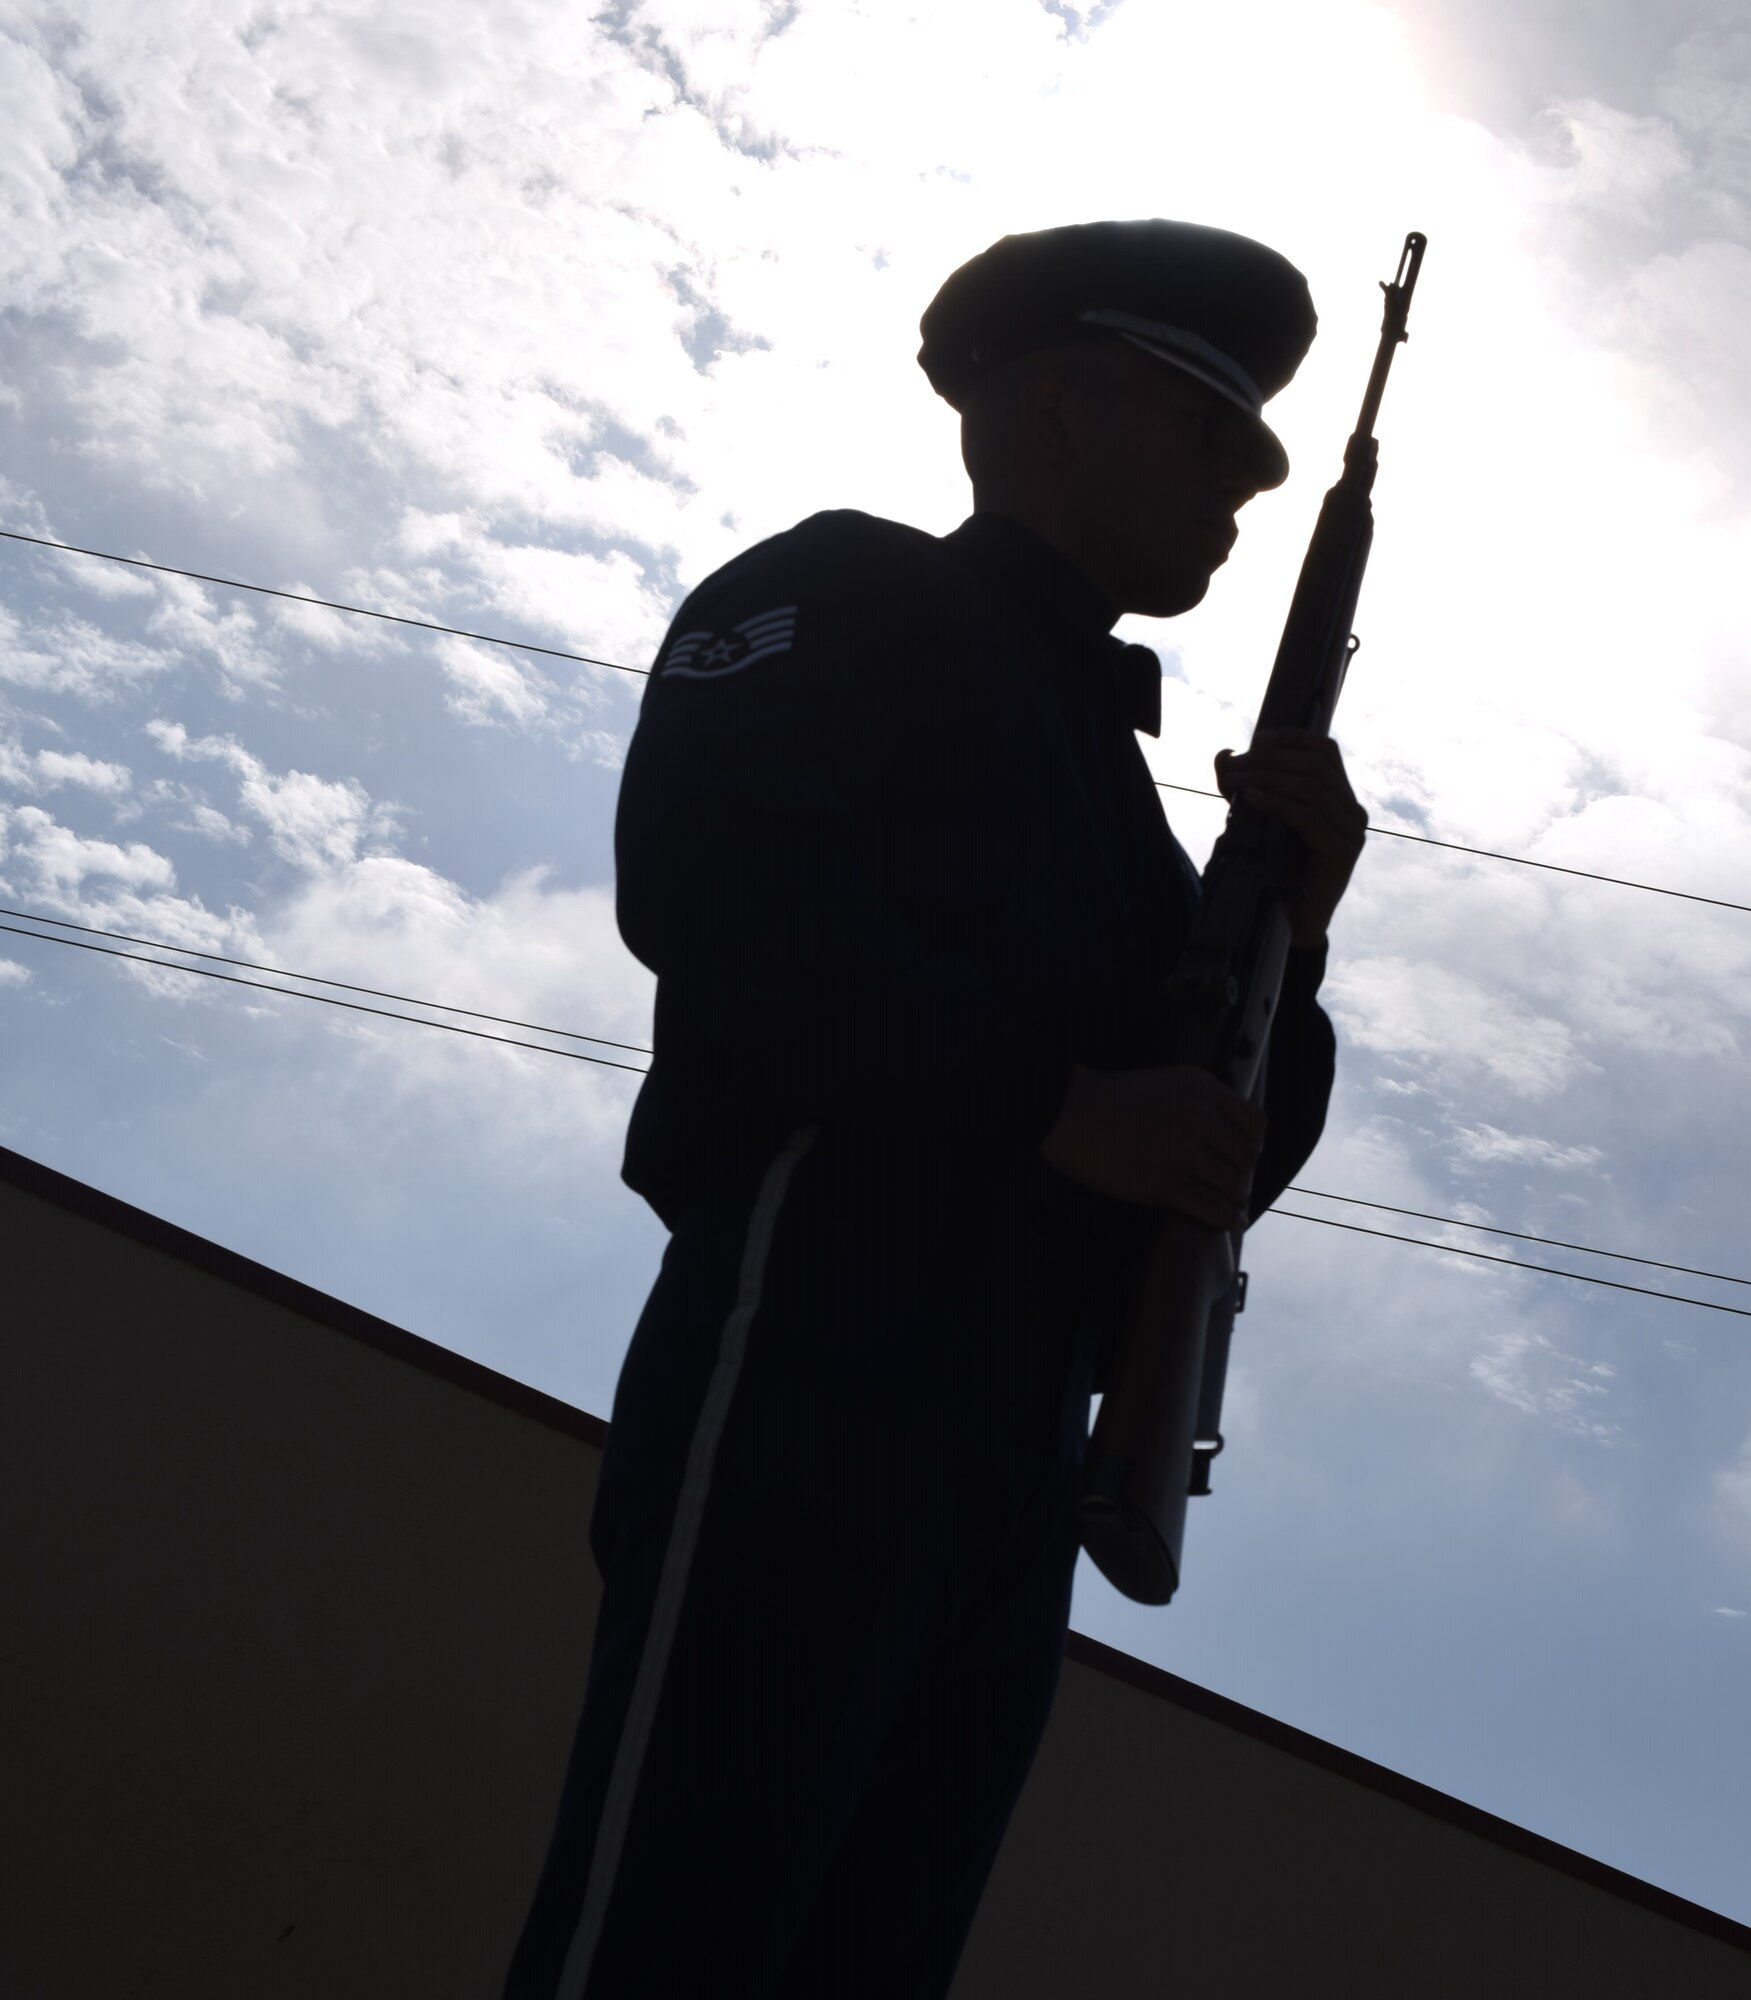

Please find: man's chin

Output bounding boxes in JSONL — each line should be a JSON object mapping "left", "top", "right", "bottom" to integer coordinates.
{"left": 1136, "top": 568, "right": 1212, "bottom": 619}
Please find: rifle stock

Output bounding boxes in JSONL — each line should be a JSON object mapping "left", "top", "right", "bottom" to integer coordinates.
{"left": 1076, "top": 232, "right": 1427, "bottom": 1607}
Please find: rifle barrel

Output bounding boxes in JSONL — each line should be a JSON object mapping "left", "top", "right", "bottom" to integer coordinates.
{"left": 1355, "top": 232, "right": 1427, "bottom": 441}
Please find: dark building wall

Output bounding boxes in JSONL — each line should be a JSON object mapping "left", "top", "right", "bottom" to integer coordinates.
{"left": 962, "top": 1645, "right": 1751, "bottom": 1995}
{"left": 4, "top": 1147, "right": 1748, "bottom": 1998}
{"left": 3, "top": 1155, "right": 602, "bottom": 1997}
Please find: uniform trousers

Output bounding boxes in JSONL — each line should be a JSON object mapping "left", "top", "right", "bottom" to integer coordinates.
{"left": 501, "top": 1119, "right": 1116, "bottom": 2000}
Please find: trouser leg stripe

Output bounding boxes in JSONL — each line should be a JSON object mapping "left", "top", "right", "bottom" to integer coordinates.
{"left": 554, "top": 1125, "right": 820, "bottom": 2000}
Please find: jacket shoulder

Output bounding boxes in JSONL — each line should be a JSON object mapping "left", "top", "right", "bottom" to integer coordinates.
{"left": 676, "top": 510, "right": 948, "bottom": 613}
{"left": 650, "top": 512, "right": 959, "bottom": 690}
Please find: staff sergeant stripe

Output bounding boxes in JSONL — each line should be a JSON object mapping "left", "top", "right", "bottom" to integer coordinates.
{"left": 554, "top": 1124, "right": 820, "bottom": 1998}
{"left": 661, "top": 605, "right": 799, "bottom": 681}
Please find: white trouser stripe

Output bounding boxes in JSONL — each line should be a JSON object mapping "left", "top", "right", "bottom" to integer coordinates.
{"left": 555, "top": 1125, "right": 820, "bottom": 2000}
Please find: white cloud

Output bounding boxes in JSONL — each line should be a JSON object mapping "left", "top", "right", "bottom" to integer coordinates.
{"left": 0, "top": 803, "right": 175, "bottom": 896}
{"left": 140, "top": 777, "right": 253, "bottom": 846}
{"left": 1545, "top": 97, "right": 1691, "bottom": 219}
{"left": 0, "top": 604, "right": 176, "bottom": 701}
{"left": 147, "top": 722, "right": 391, "bottom": 870}
{"left": 464, "top": 542, "right": 669, "bottom": 675}
{"left": 1324, "top": 957, "right": 1597, "bottom": 1101}
{"left": 1616, "top": 237, "right": 1751, "bottom": 446}
{"left": 0, "top": 957, "right": 31, "bottom": 988}
{"left": 46, "top": 551, "right": 157, "bottom": 600}
{"left": 132, "top": 703, "right": 651, "bottom": 1129}
{"left": 145, "top": 575, "right": 277, "bottom": 691}
{"left": 266, "top": 857, "right": 649, "bottom": 1049}
{"left": 429, "top": 636, "right": 559, "bottom": 733}
{"left": 266, "top": 589, "right": 396, "bottom": 656}
{"left": 184, "top": 801, "right": 251, "bottom": 845}
{"left": 32, "top": 749, "right": 131, "bottom": 794}
{"left": 1468, "top": 1326, "right": 1624, "bottom": 1444}
{"left": 1451, "top": 1125, "right": 1606, "bottom": 1171}
{"left": 239, "top": 763, "right": 382, "bottom": 871}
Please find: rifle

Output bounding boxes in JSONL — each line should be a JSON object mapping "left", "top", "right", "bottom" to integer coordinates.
{"left": 1075, "top": 231, "right": 1428, "bottom": 1607}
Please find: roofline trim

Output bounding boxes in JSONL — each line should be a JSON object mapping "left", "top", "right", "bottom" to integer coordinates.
{"left": 1, "top": 1142, "right": 607, "bottom": 1452}
{"left": 1065, "top": 1630, "right": 1751, "bottom": 1954}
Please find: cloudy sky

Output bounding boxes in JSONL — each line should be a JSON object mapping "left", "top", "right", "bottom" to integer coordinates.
{"left": 4, "top": 0, "right": 1750, "bottom": 1927}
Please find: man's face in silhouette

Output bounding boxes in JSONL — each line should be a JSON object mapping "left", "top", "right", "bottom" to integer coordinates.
{"left": 969, "top": 337, "right": 1283, "bottom": 619}
{"left": 1051, "top": 341, "right": 1280, "bottom": 617}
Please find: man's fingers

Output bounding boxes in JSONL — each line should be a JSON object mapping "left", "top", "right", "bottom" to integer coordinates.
{"left": 1226, "top": 734, "right": 1340, "bottom": 769}
{"left": 1200, "top": 1127, "right": 1262, "bottom": 1180}
{"left": 1177, "top": 1172, "right": 1251, "bottom": 1231}
{"left": 1196, "top": 1180, "right": 1253, "bottom": 1231}
{"left": 1180, "top": 1071, "right": 1267, "bottom": 1141}
{"left": 1226, "top": 753, "right": 1362, "bottom": 808}
{"left": 1222, "top": 734, "right": 1360, "bottom": 799}
{"left": 1225, "top": 1097, "right": 1269, "bottom": 1145}
{"left": 1226, "top": 773, "right": 1364, "bottom": 835}
{"left": 1186, "top": 1102, "right": 1265, "bottom": 1193}
{"left": 1224, "top": 758, "right": 1366, "bottom": 837}
{"left": 1209, "top": 732, "right": 1367, "bottom": 951}
{"left": 1227, "top": 745, "right": 1332, "bottom": 776}
{"left": 1241, "top": 781, "right": 1366, "bottom": 852}
{"left": 1232, "top": 766, "right": 1359, "bottom": 814}
{"left": 1251, "top": 727, "right": 1345, "bottom": 760}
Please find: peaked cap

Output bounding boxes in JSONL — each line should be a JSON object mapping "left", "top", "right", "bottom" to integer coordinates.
{"left": 918, "top": 218, "right": 1317, "bottom": 486}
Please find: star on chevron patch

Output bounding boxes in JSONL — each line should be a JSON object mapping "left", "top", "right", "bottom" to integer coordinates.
{"left": 660, "top": 606, "right": 799, "bottom": 681}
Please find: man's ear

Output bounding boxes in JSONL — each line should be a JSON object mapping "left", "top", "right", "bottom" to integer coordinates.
{"left": 1017, "top": 367, "right": 1073, "bottom": 466}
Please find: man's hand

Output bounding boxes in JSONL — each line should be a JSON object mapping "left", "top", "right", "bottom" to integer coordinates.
{"left": 1038, "top": 1063, "right": 1267, "bottom": 1230}
{"left": 1214, "top": 729, "right": 1368, "bottom": 948}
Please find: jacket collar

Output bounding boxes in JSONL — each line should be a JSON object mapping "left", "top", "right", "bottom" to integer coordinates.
{"left": 941, "top": 510, "right": 1162, "bottom": 738}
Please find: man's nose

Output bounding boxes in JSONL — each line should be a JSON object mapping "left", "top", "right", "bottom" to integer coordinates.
{"left": 1243, "top": 427, "right": 1288, "bottom": 493}
{"left": 1218, "top": 442, "right": 1277, "bottom": 505}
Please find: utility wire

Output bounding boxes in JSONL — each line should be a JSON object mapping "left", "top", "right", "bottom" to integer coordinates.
{"left": 1286, "top": 1184, "right": 1751, "bottom": 1291}
{"left": 0, "top": 527, "right": 646, "bottom": 677}
{"left": 1272, "top": 1210, "right": 1751, "bottom": 1321}
{"left": 0, "top": 904, "right": 649, "bottom": 1054}
{"left": 13, "top": 896, "right": 1751, "bottom": 1296}
{"left": 8, "top": 534, "right": 1750, "bottom": 1326}
{"left": 1152, "top": 781, "right": 1751, "bottom": 918}
{"left": 6, "top": 903, "right": 1750, "bottom": 1318}
{"left": 4, "top": 523, "right": 1748, "bottom": 919}
{"left": 0, "top": 921, "right": 648, "bottom": 1074}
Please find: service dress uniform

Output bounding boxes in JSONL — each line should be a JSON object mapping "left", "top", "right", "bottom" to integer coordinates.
{"left": 505, "top": 222, "right": 1337, "bottom": 2000}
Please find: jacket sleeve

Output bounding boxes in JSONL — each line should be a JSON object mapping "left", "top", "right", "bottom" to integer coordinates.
{"left": 1248, "top": 941, "right": 1336, "bottom": 1221}
{"left": 615, "top": 540, "right": 1077, "bottom": 1158}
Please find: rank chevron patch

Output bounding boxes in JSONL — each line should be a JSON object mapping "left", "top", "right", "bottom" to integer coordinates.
{"left": 660, "top": 605, "right": 799, "bottom": 681}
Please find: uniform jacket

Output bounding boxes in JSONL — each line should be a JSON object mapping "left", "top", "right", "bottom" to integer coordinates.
{"left": 616, "top": 507, "right": 1335, "bottom": 1279}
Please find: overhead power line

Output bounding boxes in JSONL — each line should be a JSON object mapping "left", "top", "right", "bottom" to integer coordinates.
{"left": 5, "top": 523, "right": 1745, "bottom": 919}
{"left": 0, "top": 527, "right": 645, "bottom": 677}
{"left": 0, "top": 920, "right": 648, "bottom": 1074}
{"left": 0, "top": 904, "right": 648, "bottom": 1053}
{"left": 1152, "top": 781, "right": 1751, "bottom": 918}
{"left": 6, "top": 902, "right": 1751, "bottom": 1321}
{"left": 1272, "top": 1210, "right": 1751, "bottom": 1321}
{"left": 1286, "top": 1184, "right": 1751, "bottom": 1291}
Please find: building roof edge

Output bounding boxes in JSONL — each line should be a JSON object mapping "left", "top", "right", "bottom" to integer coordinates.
{"left": 8, "top": 1141, "right": 1747, "bottom": 1956}
{"left": 1, "top": 1142, "right": 606, "bottom": 1451}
